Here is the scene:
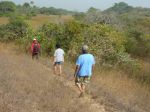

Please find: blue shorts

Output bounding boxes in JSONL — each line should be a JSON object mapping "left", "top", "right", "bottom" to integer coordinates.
{"left": 54, "top": 61, "right": 63, "bottom": 65}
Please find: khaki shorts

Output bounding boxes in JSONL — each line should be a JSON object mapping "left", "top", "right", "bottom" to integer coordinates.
{"left": 75, "top": 76, "right": 91, "bottom": 85}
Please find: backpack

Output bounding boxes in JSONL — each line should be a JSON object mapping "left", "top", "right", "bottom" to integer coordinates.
{"left": 33, "top": 43, "right": 39, "bottom": 53}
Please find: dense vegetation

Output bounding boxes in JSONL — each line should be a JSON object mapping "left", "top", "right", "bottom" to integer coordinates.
{"left": 0, "top": 1, "right": 74, "bottom": 17}
{"left": 0, "top": 1, "right": 150, "bottom": 84}
{"left": 74, "top": 2, "right": 150, "bottom": 57}
{"left": 0, "top": 1, "right": 16, "bottom": 16}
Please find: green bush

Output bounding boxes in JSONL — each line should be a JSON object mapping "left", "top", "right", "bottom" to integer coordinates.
{"left": 117, "top": 52, "right": 140, "bottom": 75}
{"left": 37, "top": 22, "right": 138, "bottom": 72}
{"left": 83, "top": 24, "right": 126, "bottom": 65}
{"left": 125, "top": 29, "right": 150, "bottom": 57}
{"left": 0, "top": 16, "right": 30, "bottom": 42}
{"left": 38, "top": 23, "right": 63, "bottom": 55}
{"left": 38, "top": 21, "right": 85, "bottom": 57}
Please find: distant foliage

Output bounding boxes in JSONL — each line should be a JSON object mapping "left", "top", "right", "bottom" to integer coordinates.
{"left": 0, "top": 1, "right": 16, "bottom": 16}
{"left": 73, "top": 12, "right": 86, "bottom": 21}
{"left": 106, "top": 2, "right": 133, "bottom": 14}
{"left": 81, "top": 3, "right": 150, "bottom": 58}
{"left": 39, "top": 7, "right": 73, "bottom": 15}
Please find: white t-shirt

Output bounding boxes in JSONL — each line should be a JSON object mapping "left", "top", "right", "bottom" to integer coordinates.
{"left": 54, "top": 48, "right": 65, "bottom": 62}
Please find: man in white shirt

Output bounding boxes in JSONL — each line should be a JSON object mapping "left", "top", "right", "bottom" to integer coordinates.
{"left": 53, "top": 44, "right": 65, "bottom": 76}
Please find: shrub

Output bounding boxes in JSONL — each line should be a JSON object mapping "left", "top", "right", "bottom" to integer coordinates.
{"left": 38, "top": 21, "right": 85, "bottom": 57}
{"left": 83, "top": 24, "right": 126, "bottom": 65}
{"left": 38, "top": 23, "right": 63, "bottom": 55}
{"left": 0, "top": 15, "right": 30, "bottom": 42}
{"left": 125, "top": 29, "right": 150, "bottom": 57}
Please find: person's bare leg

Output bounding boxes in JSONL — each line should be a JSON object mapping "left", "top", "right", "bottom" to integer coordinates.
{"left": 58, "top": 65, "right": 62, "bottom": 75}
{"left": 36, "top": 54, "right": 39, "bottom": 60}
{"left": 77, "top": 84, "right": 85, "bottom": 97}
{"left": 81, "top": 84, "right": 86, "bottom": 93}
{"left": 76, "top": 83, "right": 83, "bottom": 93}
{"left": 32, "top": 54, "right": 34, "bottom": 60}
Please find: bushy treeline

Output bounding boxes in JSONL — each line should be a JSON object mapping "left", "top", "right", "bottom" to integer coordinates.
{"left": 0, "top": 1, "right": 75, "bottom": 17}
{"left": 0, "top": 1, "right": 16, "bottom": 16}
{"left": 74, "top": 2, "right": 150, "bottom": 57}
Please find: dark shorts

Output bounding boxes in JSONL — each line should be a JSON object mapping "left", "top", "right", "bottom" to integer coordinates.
{"left": 32, "top": 52, "right": 39, "bottom": 59}
{"left": 32, "top": 52, "right": 38, "bottom": 55}
{"left": 75, "top": 76, "right": 91, "bottom": 85}
{"left": 54, "top": 61, "right": 63, "bottom": 66}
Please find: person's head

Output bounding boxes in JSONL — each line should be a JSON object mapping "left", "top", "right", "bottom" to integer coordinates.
{"left": 82, "top": 45, "right": 88, "bottom": 54}
{"left": 56, "top": 43, "right": 61, "bottom": 49}
{"left": 33, "top": 38, "right": 37, "bottom": 42}
{"left": 33, "top": 38, "right": 36, "bottom": 41}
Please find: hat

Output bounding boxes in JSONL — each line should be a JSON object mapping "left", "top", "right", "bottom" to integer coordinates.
{"left": 82, "top": 45, "right": 88, "bottom": 51}
{"left": 33, "top": 38, "right": 36, "bottom": 41}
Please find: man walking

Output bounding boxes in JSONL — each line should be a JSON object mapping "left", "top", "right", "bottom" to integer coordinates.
{"left": 74, "top": 45, "right": 95, "bottom": 97}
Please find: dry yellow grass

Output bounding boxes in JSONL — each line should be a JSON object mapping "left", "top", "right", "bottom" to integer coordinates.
{"left": 0, "top": 15, "right": 74, "bottom": 29}
{"left": 91, "top": 68, "right": 150, "bottom": 112}
{"left": 0, "top": 17, "right": 9, "bottom": 25}
{"left": 63, "top": 57, "right": 150, "bottom": 112}
{"left": 0, "top": 43, "right": 106, "bottom": 112}
{"left": 27, "top": 14, "right": 74, "bottom": 29}
{"left": 1, "top": 43, "right": 150, "bottom": 112}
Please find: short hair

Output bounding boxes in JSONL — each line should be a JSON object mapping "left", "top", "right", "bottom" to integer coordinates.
{"left": 82, "top": 45, "right": 88, "bottom": 51}
{"left": 82, "top": 45, "right": 88, "bottom": 53}
{"left": 56, "top": 43, "right": 61, "bottom": 48}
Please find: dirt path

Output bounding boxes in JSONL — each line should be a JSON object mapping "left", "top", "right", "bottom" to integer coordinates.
{"left": 0, "top": 45, "right": 106, "bottom": 112}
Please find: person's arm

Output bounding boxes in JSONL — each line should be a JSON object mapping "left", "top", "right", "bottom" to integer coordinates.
{"left": 74, "top": 65, "right": 80, "bottom": 78}
{"left": 53, "top": 56, "right": 56, "bottom": 65}
{"left": 63, "top": 50, "right": 65, "bottom": 62}
{"left": 74, "top": 56, "right": 81, "bottom": 77}
{"left": 38, "top": 43, "right": 41, "bottom": 54}
{"left": 31, "top": 43, "right": 34, "bottom": 52}
{"left": 38, "top": 43, "right": 40, "bottom": 49}
{"left": 91, "top": 56, "right": 95, "bottom": 75}
{"left": 53, "top": 51, "right": 56, "bottom": 64}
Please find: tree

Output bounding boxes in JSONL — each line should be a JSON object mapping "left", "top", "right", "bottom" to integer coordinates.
{"left": 23, "top": 2, "right": 30, "bottom": 8}
{"left": 87, "top": 7, "right": 99, "bottom": 13}
{"left": 106, "top": 2, "right": 133, "bottom": 14}
{"left": 0, "top": 1, "right": 16, "bottom": 15}
{"left": 30, "top": 1, "right": 34, "bottom": 8}
{"left": 30, "top": 1, "right": 34, "bottom": 6}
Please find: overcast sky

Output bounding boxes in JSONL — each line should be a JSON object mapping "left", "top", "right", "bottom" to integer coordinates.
{"left": 8, "top": 0, "right": 150, "bottom": 12}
